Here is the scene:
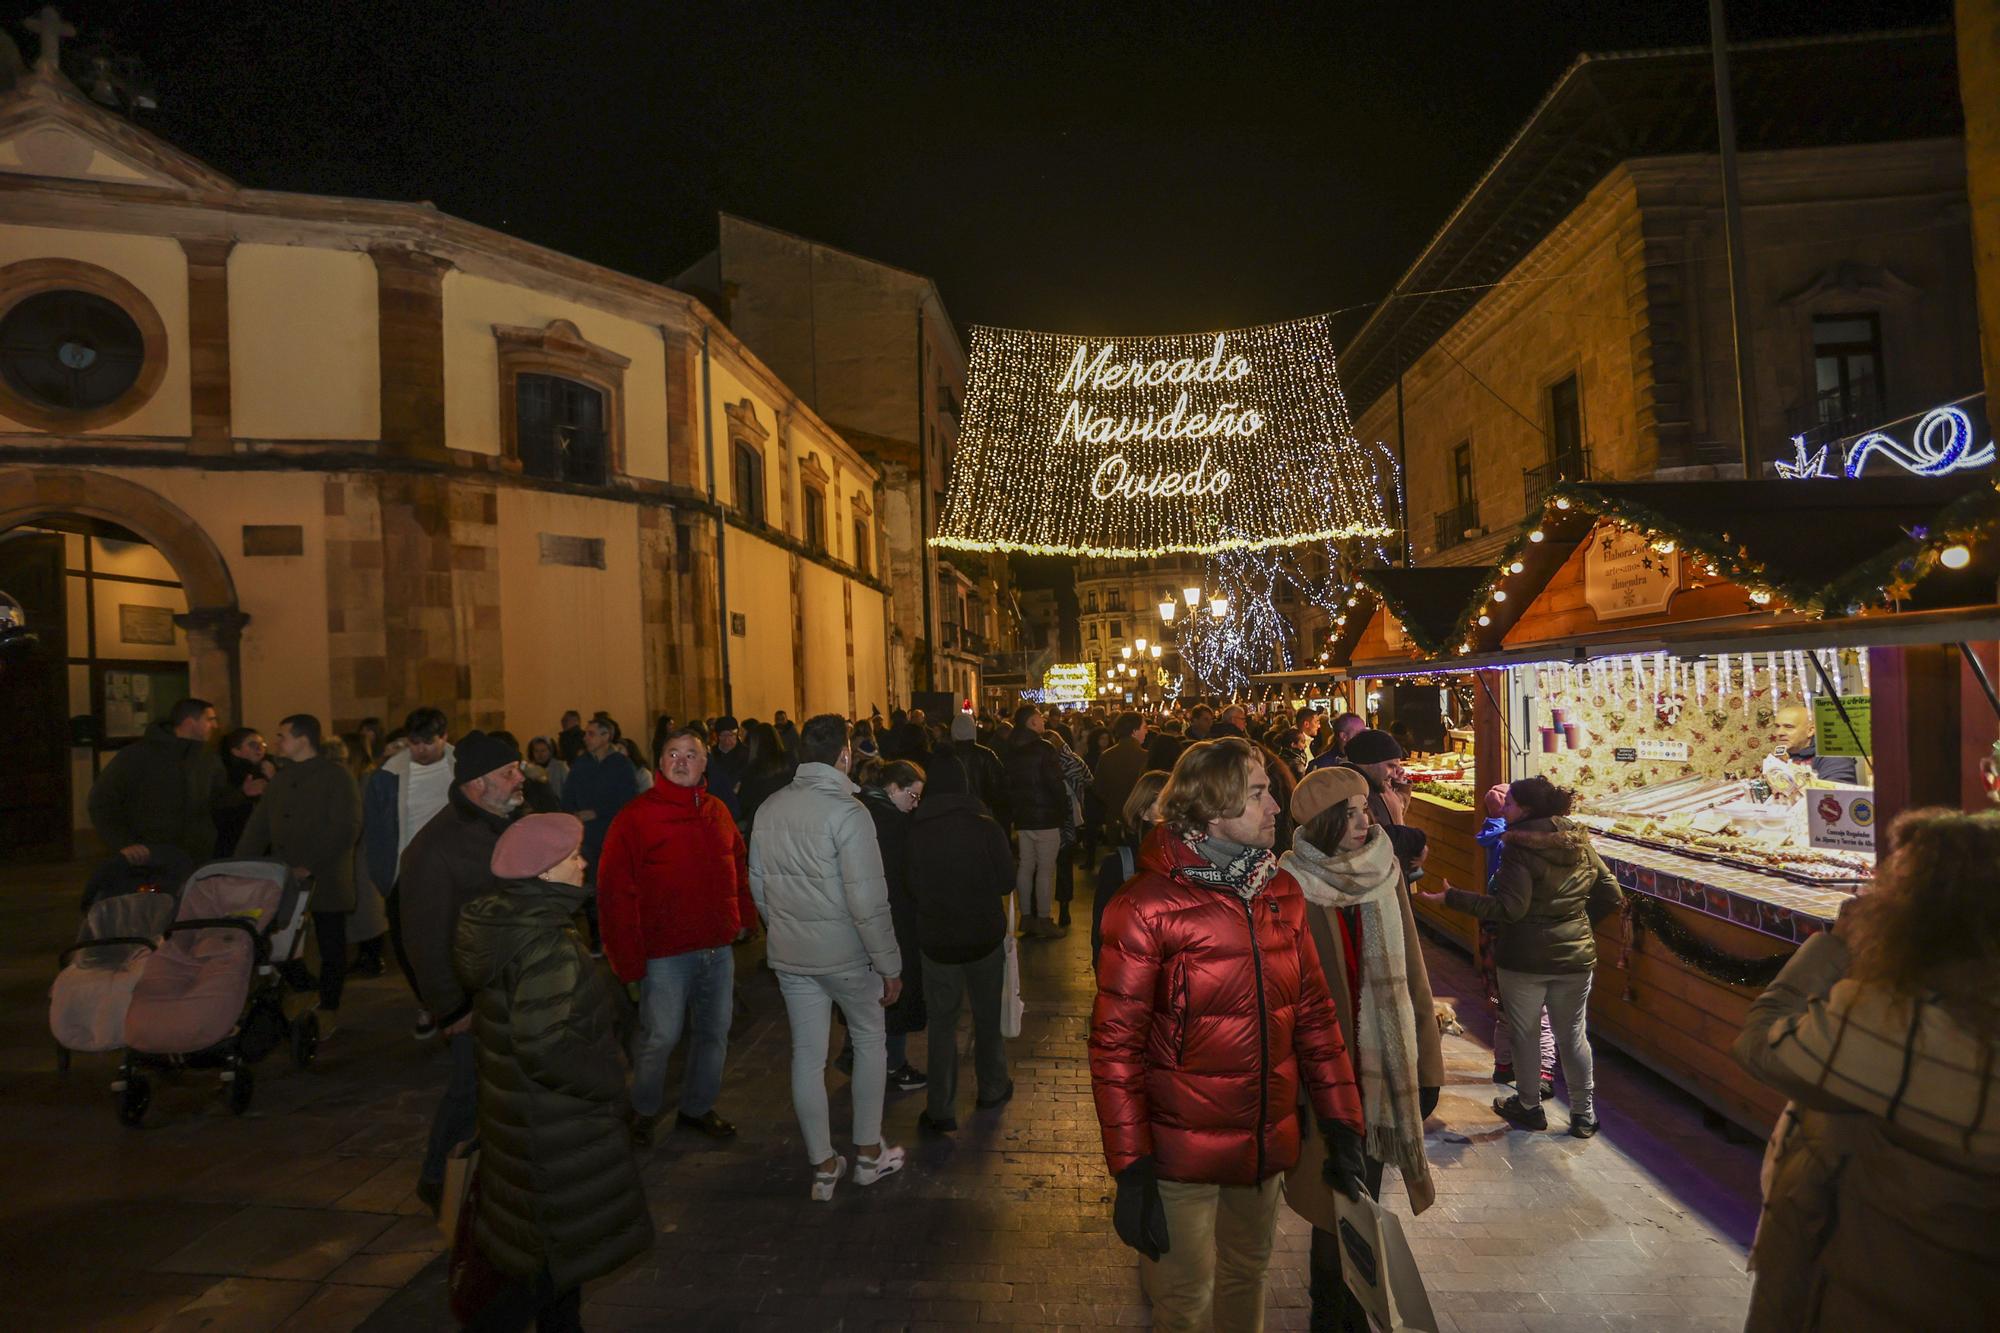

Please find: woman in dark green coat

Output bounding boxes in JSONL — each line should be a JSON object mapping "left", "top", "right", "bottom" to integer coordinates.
{"left": 454, "top": 813, "right": 652, "bottom": 1329}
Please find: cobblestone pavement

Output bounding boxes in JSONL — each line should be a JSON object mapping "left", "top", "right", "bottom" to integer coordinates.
{"left": 1, "top": 856, "right": 1761, "bottom": 1331}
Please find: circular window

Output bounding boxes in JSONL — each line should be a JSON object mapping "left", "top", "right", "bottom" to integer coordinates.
{"left": 0, "top": 290, "right": 148, "bottom": 411}
{"left": 0, "top": 260, "right": 168, "bottom": 432}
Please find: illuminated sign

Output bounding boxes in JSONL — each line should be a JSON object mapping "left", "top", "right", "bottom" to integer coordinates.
{"left": 1041, "top": 662, "right": 1098, "bottom": 704}
{"left": 932, "top": 318, "right": 1393, "bottom": 558}
{"left": 1777, "top": 401, "right": 1995, "bottom": 479}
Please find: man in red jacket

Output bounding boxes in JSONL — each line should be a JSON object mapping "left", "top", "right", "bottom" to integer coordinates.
{"left": 1091, "top": 736, "right": 1368, "bottom": 1332}
{"left": 600, "top": 726, "right": 756, "bottom": 1145}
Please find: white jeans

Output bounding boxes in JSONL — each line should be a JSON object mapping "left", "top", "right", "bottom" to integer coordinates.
{"left": 776, "top": 965, "right": 888, "bottom": 1163}
{"left": 1496, "top": 968, "right": 1596, "bottom": 1118}
{"left": 1015, "top": 827, "right": 1061, "bottom": 918}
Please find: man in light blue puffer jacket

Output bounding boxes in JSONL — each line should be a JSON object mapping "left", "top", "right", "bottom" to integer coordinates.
{"left": 749, "top": 713, "right": 906, "bottom": 1201}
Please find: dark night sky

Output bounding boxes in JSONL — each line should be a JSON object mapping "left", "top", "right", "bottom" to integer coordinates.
{"left": 39, "top": 1, "right": 1950, "bottom": 342}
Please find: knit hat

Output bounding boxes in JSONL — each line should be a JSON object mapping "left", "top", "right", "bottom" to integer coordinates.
{"left": 1342, "top": 728, "right": 1405, "bottom": 766}
{"left": 951, "top": 713, "right": 977, "bottom": 742}
{"left": 490, "top": 813, "right": 584, "bottom": 880}
{"left": 454, "top": 729, "right": 521, "bottom": 785}
{"left": 1291, "top": 766, "right": 1370, "bottom": 827}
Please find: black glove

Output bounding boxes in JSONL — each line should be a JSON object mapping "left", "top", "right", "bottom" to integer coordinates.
{"left": 1112, "top": 1156, "right": 1171, "bottom": 1260}
{"left": 1420, "top": 1086, "right": 1440, "bottom": 1120}
{"left": 1319, "top": 1118, "right": 1367, "bottom": 1202}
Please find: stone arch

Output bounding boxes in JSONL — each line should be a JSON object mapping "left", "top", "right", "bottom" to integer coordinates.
{"left": 0, "top": 467, "right": 246, "bottom": 719}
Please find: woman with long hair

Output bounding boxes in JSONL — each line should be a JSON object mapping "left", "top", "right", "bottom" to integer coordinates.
{"left": 1091, "top": 769, "right": 1168, "bottom": 970}
{"left": 857, "top": 759, "right": 928, "bottom": 1093}
{"left": 1733, "top": 808, "right": 2000, "bottom": 1330}
{"left": 735, "top": 721, "right": 794, "bottom": 835}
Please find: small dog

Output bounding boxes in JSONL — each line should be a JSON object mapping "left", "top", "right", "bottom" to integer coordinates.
{"left": 1433, "top": 997, "right": 1465, "bottom": 1038}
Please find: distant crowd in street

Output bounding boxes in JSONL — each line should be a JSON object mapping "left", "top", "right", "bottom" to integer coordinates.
{"left": 82, "top": 691, "right": 2000, "bottom": 1331}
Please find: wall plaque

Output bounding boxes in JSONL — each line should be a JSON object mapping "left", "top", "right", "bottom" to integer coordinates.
{"left": 1583, "top": 529, "right": 1681, "bottom": 622}
{"left": 118, "top": 603, "right": 177, "bottom": 646}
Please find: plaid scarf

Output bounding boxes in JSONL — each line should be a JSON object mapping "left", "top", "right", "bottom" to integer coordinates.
{"left": 1174, "top": 830, "right": 1279, "bottom": 903}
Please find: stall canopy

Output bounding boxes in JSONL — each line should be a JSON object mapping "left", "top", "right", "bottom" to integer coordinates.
{"left": 1333, "top": 473, "right": 2000, "bottom": 676}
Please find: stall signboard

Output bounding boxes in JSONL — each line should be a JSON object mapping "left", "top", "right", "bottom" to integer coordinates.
{"left": 1808, "top": 787, "right": 1876, "bottom": 851}
{"left": 1813, "top": 694, "right": 1871, "bottom": 757}
{"left": 1583, "top": 529, "right": 1681, "bottom": 621}
{"left": 1041, "top": 662, "right": 1098, "bottom": 704}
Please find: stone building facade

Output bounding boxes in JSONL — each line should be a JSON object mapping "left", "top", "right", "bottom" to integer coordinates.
{"left": 1075, "top": 555, "right": 1206, "bottom": 705}
{"left": 1341, "top": 31, "right": 1981, "bottom": 571}
{"left": 0, "top": 60, "right": 888, "bottom": 851}
{"left": 674, "top": 214, "right": 1017, "bottom": 709}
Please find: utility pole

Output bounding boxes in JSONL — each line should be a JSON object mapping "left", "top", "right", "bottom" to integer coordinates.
{"left": 1710, "top": 0, "right": 1759, "bottom": 475}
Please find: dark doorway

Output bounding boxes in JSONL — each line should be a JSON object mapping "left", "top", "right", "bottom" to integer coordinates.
{"left": 0, "top": 530, "right": 72, "bottom": 860}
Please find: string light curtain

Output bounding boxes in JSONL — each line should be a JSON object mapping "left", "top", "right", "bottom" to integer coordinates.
{"left": 933, "top": 317, "right": 1394, "bottom": 558}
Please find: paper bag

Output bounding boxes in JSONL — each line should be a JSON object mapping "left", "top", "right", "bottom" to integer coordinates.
{"left": 438, "top": 1138, "right": 480, "bottom": 1242}
{"left": 1334, "top": 1188, "right": 1439, "bottom": 1332}
{"left": 1001, "top": 896, "right": 1024, "bottom": 1039}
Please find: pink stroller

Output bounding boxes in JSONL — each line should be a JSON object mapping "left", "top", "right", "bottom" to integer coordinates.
{"left": 50, "top": 888, "right": 181, "bottom": 1072}
{"left": 112, "top": 859, "right": 320, "bottom": 1125}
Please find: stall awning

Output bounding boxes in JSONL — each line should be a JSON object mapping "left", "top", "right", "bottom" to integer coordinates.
{"left": 1357, "top": 567, "right": 1501, "bottom": 656}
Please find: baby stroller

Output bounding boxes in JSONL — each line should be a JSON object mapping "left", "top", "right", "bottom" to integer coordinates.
{"left": 50, "top": 888, "right": 181, "bottom": 1073}
{"left": 112, "top": 859, "right": 320, "bottom": 1125}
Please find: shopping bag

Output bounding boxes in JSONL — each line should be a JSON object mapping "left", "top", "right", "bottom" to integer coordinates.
{"left": 1001, "top": 896, "right": 1024, "bottom": 1039}
{"left": 445, "top": 1154, "right": 508, "bottom": 1325}
{"left": 1333, "top": 1187, "right": 1439, "bottom": 1332}
{"left": 438, "top": 1137, "right": 479, "bottom": 1242}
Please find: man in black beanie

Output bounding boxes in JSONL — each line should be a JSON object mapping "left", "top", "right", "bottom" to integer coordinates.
{"left": 1340, "top": 728, "right": 1426, "bottom": 878}
{"left": 397, "top": 729, "right": 524, "bottom": 1213}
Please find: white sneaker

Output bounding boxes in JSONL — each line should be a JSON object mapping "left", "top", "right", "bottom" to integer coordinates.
{"left": 854, "top": 1145, "right": 906, "bottom": 1186}
{"left": 811, "top": 1155, "right": 847, "bottom": 1202}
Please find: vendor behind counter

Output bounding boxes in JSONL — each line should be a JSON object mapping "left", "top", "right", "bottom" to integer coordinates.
{"left": 1774, "top": 702, "right": 1860, "bottom": 785}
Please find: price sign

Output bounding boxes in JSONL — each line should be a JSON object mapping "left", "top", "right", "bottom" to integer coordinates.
{"left": 1813, "top": 694, "right": 1871, "bottom": 757}
{"left": 1613, "top": 747, "right": 1637, "bottom": 763}
{"left": 1808, "top": 786, "right": 1876, "bottom": 852}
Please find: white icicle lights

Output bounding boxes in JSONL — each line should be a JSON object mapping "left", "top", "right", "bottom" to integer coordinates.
{"left": 932, "top": 318, "right": 1396, "bottom": 558}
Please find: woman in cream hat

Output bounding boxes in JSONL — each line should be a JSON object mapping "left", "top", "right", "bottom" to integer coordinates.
{"left": 1280, "top": 767, "right": 1443, "bottom": 1333}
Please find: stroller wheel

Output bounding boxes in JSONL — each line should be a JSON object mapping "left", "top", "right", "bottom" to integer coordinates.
{"left": 291, "top": 1011, "right": 320, "bottom": 1070}
{"left": 226, "top": 1064, "right": 255, "bottom": 1115}
{"left": 116, "top": 1075, "right": 151, "bottom": 1127}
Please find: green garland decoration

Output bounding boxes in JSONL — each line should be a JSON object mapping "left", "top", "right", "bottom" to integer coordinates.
{"left": 1356, "top": 573, "right": 1458, "bottom": 658}
{"left": 1625, "top": 894, "right": 1793, "bottom": 989}
{"left": 1541, "top": 480, "right": 1822, "bottom": 609}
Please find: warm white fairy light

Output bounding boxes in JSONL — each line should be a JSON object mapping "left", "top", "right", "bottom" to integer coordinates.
{"left": 933, "top": 318, "right": 1395, "bottom": 557}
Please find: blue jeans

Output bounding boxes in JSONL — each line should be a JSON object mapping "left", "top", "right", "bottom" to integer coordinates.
{"left": 776, "top": 966, "right": 888, "bottom": 1163}
{"left": 421, "top": 1032, "right": 478, "bottom": 1187}
{"left": 630, "top": 946, "right": 734, "bottom": 1119}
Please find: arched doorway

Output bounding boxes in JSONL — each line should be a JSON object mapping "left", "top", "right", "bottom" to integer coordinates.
{"left": 0, "top": 468, "right": 245, "bottom": 861}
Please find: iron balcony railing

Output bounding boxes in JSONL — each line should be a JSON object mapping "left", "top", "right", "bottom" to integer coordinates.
{"left": 1433, "top": 499, "right": 1482, "bottom": 552}
{"left": 1523, "top": 447, "right": 1591, "bottom": 512}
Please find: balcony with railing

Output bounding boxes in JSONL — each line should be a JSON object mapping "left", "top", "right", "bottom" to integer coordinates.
{"left": 1787, "top": 377, "right": 1885, "bottom": 458}
{"left": 1432, "top": 499, "right": 1481, "bottom": 553}
{"left": 1523, "top": 447, "right": 1590, "bottom": 512}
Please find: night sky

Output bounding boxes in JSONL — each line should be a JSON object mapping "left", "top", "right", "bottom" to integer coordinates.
{"left": 34, "top": 1, "right": 1952, "bottom": 341}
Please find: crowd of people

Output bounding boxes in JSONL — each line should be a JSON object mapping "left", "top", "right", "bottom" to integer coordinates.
{"left": 78, "top": 692, "right": 1999, "bottom": 1330}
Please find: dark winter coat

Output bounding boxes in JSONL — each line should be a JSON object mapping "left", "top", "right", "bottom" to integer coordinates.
{"left": 941, "top": 738, "right": 1009, "bottom": 827}
{"left": 1092, "top": 739, "right": 1152, "bottom": 836}
{"left": 907, "top": 792, "right": 1014, "bottom": 965}
{"left": 454, "top": 876, "right": 652, "bottom": 1290}
{"left": 1443, "top": 816, "right": 1622, "bottom": 973}
{"left": 1090, "top": 825, "right": 1364, "bottom": 1186}
{"left": 397, "top": 788, "right": 513, "bottom": 1026}
{"left": 706, "top": 741, "right": 747, "bottom": 818}
{"left": 562, "top": 749, "right": 640, "bottom": 870}
{"left": 87, "top": 723, "right": 227, "bottom": 864}
{"left": 1003, "top": 729, "right": 1068, "bottom": 831}
{"left": 213, "top": 752, "right": 265, "bottom": 855}
{"left": 234, "top": 753, "right": 362, "bottom": 912}
{"left": 862, "top": 786, "right": 926, "bottom": 1035}
{"left": 596, "top": 777, "right": 752, "bottom": 984}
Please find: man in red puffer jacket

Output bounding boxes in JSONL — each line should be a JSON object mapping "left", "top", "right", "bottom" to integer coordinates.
{"left": 600, "top": 725, "right": 757, "bottom": 1147}
{"left": 1092, "top": 737, "right": 1367, "bottom": 1333}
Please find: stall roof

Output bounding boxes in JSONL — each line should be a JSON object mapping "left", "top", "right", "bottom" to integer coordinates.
{"left": 1338, "top": 473, "right": 2000, "bottom": 675}
{"left": 1552, "top": 475, "right": 1998, "bottom": 614}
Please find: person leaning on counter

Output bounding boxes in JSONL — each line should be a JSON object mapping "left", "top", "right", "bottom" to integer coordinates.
{"left": 1773, "top": 703, "right": 1859, "bottom": 785}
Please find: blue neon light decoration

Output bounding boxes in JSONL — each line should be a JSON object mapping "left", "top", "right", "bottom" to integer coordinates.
{"left": 1778, "top": 401, "right": 1995, "bottom": 480}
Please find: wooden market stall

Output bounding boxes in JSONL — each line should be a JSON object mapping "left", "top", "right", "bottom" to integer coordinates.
{"left": 1360, "top": 475, "right": 2000, "bottom": 1134}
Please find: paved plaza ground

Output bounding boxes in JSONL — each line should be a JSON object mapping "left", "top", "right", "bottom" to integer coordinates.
{"left": 1, "top": 854, "right": 1762, "bottom": 1331}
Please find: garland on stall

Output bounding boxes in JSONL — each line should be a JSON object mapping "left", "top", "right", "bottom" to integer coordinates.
{"left": 1818, "top": 484, "right": 2000, "bottom": 612}
{"left": 1622, "top": 895, "right": 1792, "bottom": 989}
{"left": 1542, "top": 481, "right": 1814, "bottom": 609}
